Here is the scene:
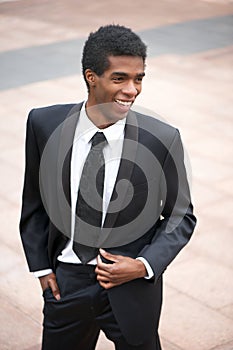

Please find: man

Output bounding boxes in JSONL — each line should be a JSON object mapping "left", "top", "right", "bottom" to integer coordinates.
{"left": 20, "top": 25, "right": 196, "bottom": 350}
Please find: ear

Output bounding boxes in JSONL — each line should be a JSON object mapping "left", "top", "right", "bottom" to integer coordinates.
{"left": 85, "top": 69, "right": 97, "bottom": 88}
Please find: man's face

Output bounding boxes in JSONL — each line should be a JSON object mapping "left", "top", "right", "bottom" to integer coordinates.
{"left": 86, "top": 55, "right": 145, "bottom": 125}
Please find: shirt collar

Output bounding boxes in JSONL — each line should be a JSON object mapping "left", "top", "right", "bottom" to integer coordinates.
{"left": 75, "top": 102, "right": 126, "bottom": 147}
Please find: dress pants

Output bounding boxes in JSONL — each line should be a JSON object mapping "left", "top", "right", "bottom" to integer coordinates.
{"left": 42, "top": 262, "right": 161, "bottom": 350}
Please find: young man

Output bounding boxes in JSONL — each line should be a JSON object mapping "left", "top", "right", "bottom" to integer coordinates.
{"left": 20, "top": 25, "right": 196, "bottom": 350}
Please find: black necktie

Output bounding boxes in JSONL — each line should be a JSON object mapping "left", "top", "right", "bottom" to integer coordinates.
{"left": 73, "top": 132, "right": 107, "bottom": 264}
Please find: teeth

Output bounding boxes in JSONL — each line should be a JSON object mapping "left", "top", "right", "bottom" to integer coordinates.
{"left": 115, "top": 99, "right": 131, "bottom": 106}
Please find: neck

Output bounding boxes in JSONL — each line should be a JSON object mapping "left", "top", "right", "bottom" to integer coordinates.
{"left": 85, "top": 100, "right": 117, "bottom": 129}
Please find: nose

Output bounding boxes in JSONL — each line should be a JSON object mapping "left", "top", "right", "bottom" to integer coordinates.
{"left": 122, "top": 80, "right": 139, "bottom": 97}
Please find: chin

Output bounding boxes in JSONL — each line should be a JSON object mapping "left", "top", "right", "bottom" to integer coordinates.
{"left": 110, "top": 111, "right": 128, "bottom": 122}
{"left": 101, "top": 103, "right": 129, "bottom": 121}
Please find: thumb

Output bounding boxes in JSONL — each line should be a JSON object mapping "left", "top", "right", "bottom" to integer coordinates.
{"left": 99, "top": 249, "right": 120, "bottom": 263}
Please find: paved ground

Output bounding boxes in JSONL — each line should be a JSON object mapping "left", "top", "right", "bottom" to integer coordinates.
{"left": 0, "top": 0, "right": 233, "bottom": 349}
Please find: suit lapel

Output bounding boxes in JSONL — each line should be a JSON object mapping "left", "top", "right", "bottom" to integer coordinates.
{"left": 57, "top": 103, "right": 83, "bottom": 237}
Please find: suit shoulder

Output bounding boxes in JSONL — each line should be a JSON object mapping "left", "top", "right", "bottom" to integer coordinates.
{"left": 135, "top": 110, "right": 178, "bottom": 141}
{"left": 28, "top": 102, "right": 83, "bottom": 126}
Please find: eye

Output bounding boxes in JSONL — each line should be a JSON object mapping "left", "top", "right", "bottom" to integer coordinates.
{"left": 136, "top": 77, "right": 143, "bottom": 83}
{"left": 112, "top": 77, "right": 124, "bottom": 82}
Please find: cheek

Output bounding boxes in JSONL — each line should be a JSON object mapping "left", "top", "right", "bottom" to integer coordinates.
{"left": 95, "top": 81, "right": 119, "bottom": 103}
{"left": 94, "top": 87, "right": 106, "bottom": 103}
{"left": 102, "top": 87, "right": 117, "bottom": 101}
{"left": 137, "top": 85, "right": 142, "bottom": 94}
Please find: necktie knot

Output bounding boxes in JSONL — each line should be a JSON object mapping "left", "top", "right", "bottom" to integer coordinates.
{"left": 91, "top": 132, "right": 107, "bottom": 149}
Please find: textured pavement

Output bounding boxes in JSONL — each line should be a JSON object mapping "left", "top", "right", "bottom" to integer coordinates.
{"left": 0, "top": 0, "right": 233, "bottom": 349}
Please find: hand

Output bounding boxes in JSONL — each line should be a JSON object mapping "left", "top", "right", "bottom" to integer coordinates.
{"left": 95, "top": 249, "right": 147, "bottom": 289}
{"left": 39, "top": 272, "right": 61, "bottom": 300}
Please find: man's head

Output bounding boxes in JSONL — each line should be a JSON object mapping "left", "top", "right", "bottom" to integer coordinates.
{"left": 82, "top": 25, "right": 147, "bottom": 127}
{"left": 82, "top": 25, "right": 147, "bottom": 91}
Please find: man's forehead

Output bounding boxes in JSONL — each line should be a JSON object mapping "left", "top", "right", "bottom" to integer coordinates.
{"left": 110, "top": 71, "right": 145, "bottom": 77}
{"left": 106, "top": 55, "right": 145, "bottom": 71}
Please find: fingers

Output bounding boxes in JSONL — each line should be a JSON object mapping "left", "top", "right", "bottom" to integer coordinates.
{"left": 48, "top": 276, "right": 61, "bottom": 301}
{"left": 39, "top": 273, "right": 61, "bottom": 300}
{"left": 95, "top": 255, "right": 111, "bottom": 276}
{"left": 96, "top": 254, "right": 127, "bottom": 289}
{"left": 95, "top": 253, "right": 147, "bottom": 290}
{"left": 95, "top": 255, "right": 115, "bottom": 289}
{"left": 99, "top": 280, "right": 115, "bottom": 289}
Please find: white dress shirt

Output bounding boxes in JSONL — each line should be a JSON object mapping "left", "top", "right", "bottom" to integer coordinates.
{"left": 34, "top": 104, "right": 153, "bottom": 279}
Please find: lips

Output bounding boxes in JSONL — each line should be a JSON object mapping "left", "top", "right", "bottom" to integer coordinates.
{"left": 115, "top": 99, "right": 133, "bottom": 107}
{"left": 114, "top": 99, "right": 134, "bottom": 115}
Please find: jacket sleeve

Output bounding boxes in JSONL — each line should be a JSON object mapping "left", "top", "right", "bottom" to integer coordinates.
{"left": 19, "top": 110, "right": 51, "bottom": 272}
{"left": 139, "top": 129, "right": 197, "bottom": 280}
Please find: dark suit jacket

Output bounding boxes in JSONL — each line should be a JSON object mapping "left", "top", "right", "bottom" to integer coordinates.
{"left": 20, "top": 102, "right": 196, "bottom": 345}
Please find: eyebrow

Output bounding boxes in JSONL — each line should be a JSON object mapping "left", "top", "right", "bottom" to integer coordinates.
{"left": 111, "top": 72, "right": 145, "bottom": 77}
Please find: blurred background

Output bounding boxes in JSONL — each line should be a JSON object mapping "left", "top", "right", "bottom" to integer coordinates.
{"left": 0, "top": 0, "right": 233, "bottom": 349}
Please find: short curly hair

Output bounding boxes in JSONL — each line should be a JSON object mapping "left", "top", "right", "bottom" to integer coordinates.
{"left": 82, "top": 24, "right": 147, "bottom": 90}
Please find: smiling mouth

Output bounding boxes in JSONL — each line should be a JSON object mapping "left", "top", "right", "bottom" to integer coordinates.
{"left": 115, "top": 99, "right": 133, "bottom": 107}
